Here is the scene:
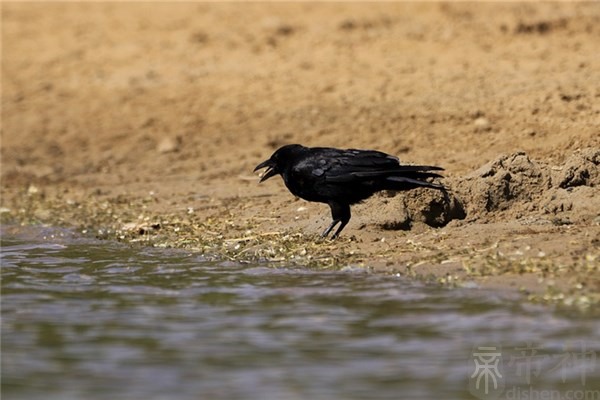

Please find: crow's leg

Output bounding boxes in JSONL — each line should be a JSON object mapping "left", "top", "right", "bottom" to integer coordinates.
{"left": 321, "top": 220, "right": 338, "bottom": 238}
{"left": 321, "top": 202, "right": 351, "bottom": 239}
{"left": 331, "top": 203, "right": 351, "bottom": 239}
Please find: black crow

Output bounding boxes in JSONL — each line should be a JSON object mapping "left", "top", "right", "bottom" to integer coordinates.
{"left": 254, "top": 144, "right": 445, "bottom": 239}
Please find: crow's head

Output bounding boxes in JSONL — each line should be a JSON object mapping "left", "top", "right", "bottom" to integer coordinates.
{"left": 254, "top": 144, "right": 305, "bottom": 182}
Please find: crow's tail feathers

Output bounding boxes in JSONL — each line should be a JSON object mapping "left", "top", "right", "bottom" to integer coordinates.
{"left": 326, "top": 164, "right": 446, "bottom": 191}
{"left": 385, "top": 175, "right": 445, "bottom": 191}
{"left": 384, "top": 165, "right": 446, "bottom": 191}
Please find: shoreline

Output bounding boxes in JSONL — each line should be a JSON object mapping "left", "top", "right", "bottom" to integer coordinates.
{"left": 2, "top": 176, "right": 598, "bottom": 310}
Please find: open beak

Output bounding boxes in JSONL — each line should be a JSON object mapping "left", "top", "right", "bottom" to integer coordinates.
{"left": 254, "top": 159, "right": 278, "bottom": 183}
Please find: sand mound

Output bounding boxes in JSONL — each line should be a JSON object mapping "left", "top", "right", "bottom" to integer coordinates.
{"left": 360, "top": 148, "right": 599, "bottom": 231}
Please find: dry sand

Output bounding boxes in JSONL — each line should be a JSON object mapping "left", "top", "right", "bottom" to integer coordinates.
{"left": 2, "top": 2, "right": 599, "bottom": 307}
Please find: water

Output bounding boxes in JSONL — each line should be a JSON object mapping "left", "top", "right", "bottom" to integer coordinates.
{"left": 2, "top": 226, "right": 599, "bottom": 400}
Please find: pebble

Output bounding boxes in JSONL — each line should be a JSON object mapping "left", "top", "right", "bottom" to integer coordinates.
{"left": 473, "top": 117, "right": 491, "bottom": 132}
{"left": 157, "top": 137, "right": 180, "bottom": 153}
{"left": 27, "top": 185, "right": 39, "bottom": 195}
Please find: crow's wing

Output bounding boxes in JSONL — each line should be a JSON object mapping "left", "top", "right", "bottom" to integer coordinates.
{"left": 311, "top": 148, "right": 443, "bottom": 183}
{"left": 290, "top": 148, "right": 392, "bottom": 178}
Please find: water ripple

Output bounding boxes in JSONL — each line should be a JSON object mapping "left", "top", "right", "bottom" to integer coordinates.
{"left": 1, "top": 227, "right": 599, "bottom": 400}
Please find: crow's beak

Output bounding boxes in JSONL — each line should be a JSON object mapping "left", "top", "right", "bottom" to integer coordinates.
{"left": 254, "top": 159, "right": 278, "bottom": 183}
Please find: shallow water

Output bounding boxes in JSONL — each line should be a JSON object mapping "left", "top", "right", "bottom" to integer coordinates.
{"left": 1, "top": 226, "right": 599, "bottom": 400}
